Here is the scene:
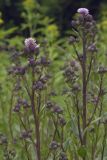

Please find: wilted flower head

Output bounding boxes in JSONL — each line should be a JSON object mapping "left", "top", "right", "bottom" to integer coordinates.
{"left": 98, "top": 66, "right": 107, "bottom": 74}
{"left": 59, "top": 117, "right": 66, "bottom": 126}
{"left": 24, "top": 38, "right": 39, "bottom": 53}
{"left": 49, "top": 141, "right": 59, "bottom": 150}
{"left": 88, "top": 43, "right": 97, "bottom": 52}
{"left": 77, "top": 8, "right": 89, "bottom": 15}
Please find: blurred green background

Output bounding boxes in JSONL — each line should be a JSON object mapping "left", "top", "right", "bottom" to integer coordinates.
{"left": 0, "top": 0, "right": 107, "bottom": 48}
{"left": 0, "top": 0, "right": 107, "bottom": 159}
{"left": 0, "top": 0, "right": 107, "bottom": 45}
{"left": 0, "top": 0, "right": 107, "bottom": 38}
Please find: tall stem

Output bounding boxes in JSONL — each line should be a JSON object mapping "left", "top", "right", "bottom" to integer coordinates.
{"left": 101, "top": 125, "right": 107, "bottom": 160}
{"left": 82, "top": 28, "right": 87, "bottom": 154}
{"left": 31, "top": 67, "right": 41, "bottom": 160}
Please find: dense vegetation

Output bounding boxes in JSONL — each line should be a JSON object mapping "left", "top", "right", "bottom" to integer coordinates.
{"left": 1, "top": 1, "right": 107, "bottom": 160}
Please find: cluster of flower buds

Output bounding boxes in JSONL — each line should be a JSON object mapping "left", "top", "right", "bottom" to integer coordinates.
{"left": 28, "top": 56, "right": 50, "bottom": 68}
{"left": 46, "top": 101, "right": 63, "bottom": 115}
{"left": 71, "top": 8, "right": 97, "bottom": 45}
{"left": 46, "top": 101, "right": 66, "bottom": 129}
{"left": 28, "top": 57, "right": 36, "bottom": 67}
{"left": 8, "top": 66, "right": 26, "bottom": 76}
{"left": 72, "top": 8, "right": 92, "bottom": 26}
{"left": 64, "top": 60, "right": 79, "bottom": 84}
{"left": 33, "top": 80, "right": 45, "bottom": 91}
{"left": 13, "top": 98, "right": 30, "bottom": 112}
{"left": 49, "top": 140, "right": 68, "bottom": 159}
{"left": 77, "top": 8, "right": 94, "bottom": 27}
{"left": 33, "top": 74, "right": 51, "bottom": 91}
{"left": 46, "top": 100, "right": 66, "bottom": 158}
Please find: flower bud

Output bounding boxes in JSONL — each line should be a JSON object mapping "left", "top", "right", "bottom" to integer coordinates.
{"left": 33, "top": 81, "right": 44, "bottom": 91}
{"left": 14, "top": 66, "right": 26, "bottom": 75}
{"left": 46, "top": 101, "right": 54, "bottom": 109}
{"left": 13, "top": 104, "right": 20, "bottom": 112}
{"left": 52, "top": 105, "right": 63, "bottom": 114}
{"left": 22, "top": 100, "right": 30, "bottom": 109}
{"left": 59, "top": 117, "right": 66, "bottom": 126}
{"left": 49, "top": 141, "right": 59, "bottom": 150}
{"left": 71, "top": 20, "right": 79, "bottom": 27}
{"left": 28, "top": 58, "right": 35, "bottom": 66}
{"left": 98, "top": 66, "right": 107, "bottom": 74}
{"left": 88, "top": 43, "right": 97, "bottom": 52}
{"left": 86, "top": 14, "right": 93, "bottom": 22}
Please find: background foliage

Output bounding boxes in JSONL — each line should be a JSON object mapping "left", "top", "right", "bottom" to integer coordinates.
{"left": 0, "top": 0, "right": 107, "bottom": 159}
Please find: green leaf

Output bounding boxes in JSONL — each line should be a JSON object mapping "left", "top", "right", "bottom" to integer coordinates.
{"left": 78, "top": 146, "right": 87, "bottom": 158}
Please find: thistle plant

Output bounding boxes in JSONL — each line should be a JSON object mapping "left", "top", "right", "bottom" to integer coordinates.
{"left": 63, "top": 8, "right": 107, "bottom": 160}
{"left": 3, "top": 7, "right": 107, "bottom": 160}
{"left": 8, "top": 37, "right": 66, "bottom": 160}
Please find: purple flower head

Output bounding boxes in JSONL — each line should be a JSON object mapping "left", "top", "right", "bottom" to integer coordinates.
{"left": 77, "top": 8, "right": 89, "bottom": 15}
{"left": 28, "top": 58, "right": 35, "bottom": 66}
{"left": 59, "top": 117, "right": 66, "bottom": 126}
{"left": 33, "top": 81, "right": 44, "bottom": 91}
{"left": 24, "top": 38, "right": 40, "bottom": 53}
{"left": 13, "top": 104, "right": 20, "bottom": 112}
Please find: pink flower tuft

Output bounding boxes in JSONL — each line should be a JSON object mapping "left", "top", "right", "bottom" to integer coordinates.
{"left": 77, "top": 8, "right": 89, "bottom": 15}
{"left": 24, "top": 38, "right": 39, "bottom": 52}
